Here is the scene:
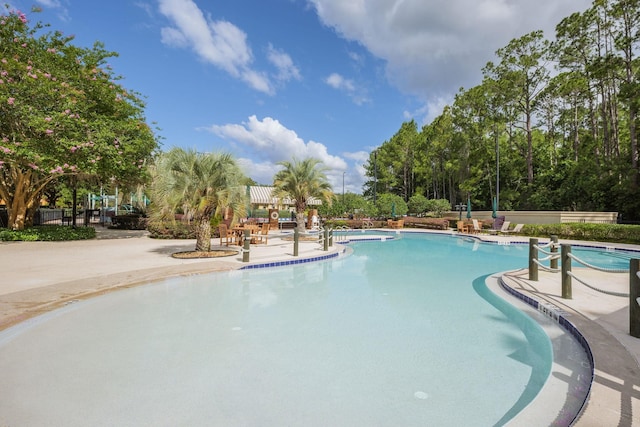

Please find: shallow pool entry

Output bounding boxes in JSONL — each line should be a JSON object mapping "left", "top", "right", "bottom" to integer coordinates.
{"left": 0, "top": 233, "right": 591, "bottom": 426}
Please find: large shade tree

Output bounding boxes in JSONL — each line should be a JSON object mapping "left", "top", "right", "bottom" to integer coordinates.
{"left": 272, "top": 157, "right": 333, "bottom": 231}
{"left": 149, "top": 148, "right": 246, "bottom": 252}
{"left": 0, "top": 7, "right": 157, "bottom": 230}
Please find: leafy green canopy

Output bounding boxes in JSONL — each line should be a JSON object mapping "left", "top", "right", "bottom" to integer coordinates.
{"left": 0, "top": 7, "right": 158, "bottom": 229}
{"left": 149, "top": 148, "right": 247, "bottom": 252}
{"left": 273, "top": 157, "right": 333, "bottom": 212}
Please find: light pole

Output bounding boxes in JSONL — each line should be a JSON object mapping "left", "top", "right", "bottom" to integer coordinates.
{"left": 342, "top": 171, "right": 345, "bottom": 205}
{"left": 455, "top": 203, "right": 467, "bottom": 221}
{"left": 373, "top": 150, "right": 377, "bottom": 204}
{"left": 496, "top": 133, "right": 500, "bottom": 214}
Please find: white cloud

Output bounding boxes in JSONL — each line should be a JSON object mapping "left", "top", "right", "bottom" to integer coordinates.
{"left": 35, "top": 0, "right": 69, "bottom": 21}
{"left": 267, "top": 44, "right": 302, "bottom": 83}
{"left": 157, "top": 0, "right": 274, "bottom": 94}
{"left": 236, "top": 158, "right": 281, "bottom": 185}
{"left": 326, "top": 72, "right": 354, "bottom": 92}
{"left": 325, "top": 72, "right": 369, "bottom": 105}
{"left": 207, "top": 115, "right": 347, "bottom": 168}
{"left": 308, "top": 0, "right": 592, "bottom": 121}
{"left": 204, "top": 115, "right": 349, "bottom": 188}
{"left": 35, "top": 0, "right": 62, "bottom": 7}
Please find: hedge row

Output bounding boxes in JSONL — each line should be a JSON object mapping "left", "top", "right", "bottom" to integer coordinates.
{"left": 147, "top": 222, "right": 197, "bottom": 239}
{"left": 522, "top": 223, "right": 640, "bottom": 245}
{"left": 0, "top": 225, "right": 96, "bottom": 241}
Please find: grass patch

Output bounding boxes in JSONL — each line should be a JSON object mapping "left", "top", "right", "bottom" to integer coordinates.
{"left": 0, "top": 225, "right": 96, "bottom": 241}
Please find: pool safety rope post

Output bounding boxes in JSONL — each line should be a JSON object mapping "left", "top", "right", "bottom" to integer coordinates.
{"left": 528, "top": 238, "right": 538, "bottom": 281}
{"left": 242, "top": 229, "right": 250, "bottom": 262}
{"left": 293, "top": 228, "right": 299, "bottom": 256}
{"left": 561, "top": 244, "right": 572, "bottom": 299}
{"left": 550, "top": 235, "right": 559, "bottom": 270}
{"left": 630, "top": 259, "right": 640, "bottom": 338}
{"left": 323, "top": 228, "right": 329, "bottom": 251}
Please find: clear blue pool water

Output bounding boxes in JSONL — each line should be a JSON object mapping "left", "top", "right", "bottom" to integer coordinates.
{"left": 0, "top": 232, "right": 621, "bottom": 426}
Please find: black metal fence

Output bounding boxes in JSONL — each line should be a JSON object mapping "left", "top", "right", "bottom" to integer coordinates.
{"left": 0, "top": 208, "right": 102, "bottom": 227}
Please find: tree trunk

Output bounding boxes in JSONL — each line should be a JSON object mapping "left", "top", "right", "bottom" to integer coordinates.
{"left": 296, "top": 212, "right": 306, "bottom": 232}
{"left": 8, "top": 198, "right": 27, "bottom": 231}
{"left": 526, "top": 110, "right": 534, "bottom": 184}
{"left": 194, "top": 218, "right": 212, "bottom": 252}
{"left": 2, "top": 167, "right": 53, "bottom": 230}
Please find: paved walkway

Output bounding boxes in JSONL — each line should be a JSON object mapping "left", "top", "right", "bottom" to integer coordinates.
{"left": 0, "top": 227, "right": 639, "bottom": 426}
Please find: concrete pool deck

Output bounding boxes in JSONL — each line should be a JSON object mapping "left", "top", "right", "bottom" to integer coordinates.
{"left": 0, "top": 227, "right": 639, "bottom": 426}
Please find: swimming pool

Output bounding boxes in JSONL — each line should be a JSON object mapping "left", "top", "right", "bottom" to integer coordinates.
{"left": 0, "top": 233, "right": 604, "bottom": 426}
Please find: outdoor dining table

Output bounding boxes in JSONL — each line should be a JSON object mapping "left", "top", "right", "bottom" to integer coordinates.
{"left": 459, "top": 220, "right": 482, "bottom": 233}
{"left": 232, "top": 224, "right": 259, "bottom": 245}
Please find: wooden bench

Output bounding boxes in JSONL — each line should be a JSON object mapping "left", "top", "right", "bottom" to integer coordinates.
{"left": 404, "top": 218, "right": 450, "bottom": 230}
{"left": 387, "top": 219, "right": 404, "bottom": 229}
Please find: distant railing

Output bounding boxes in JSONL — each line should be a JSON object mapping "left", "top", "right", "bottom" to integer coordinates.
{"left": 362, "top": 220, "right": 374, "bottom": 229}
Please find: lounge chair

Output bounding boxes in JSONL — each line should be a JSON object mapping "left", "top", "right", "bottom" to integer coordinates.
{"left": 501, "top": 223, "right": 524, "bottom": 234}
{"left": 490, "top": 220, "right": 510, "bottom": 235}
{"left": 471, "top": 219, "right": 482, "bottom": 234}
{"left": 500, "top": 221, "right": 511, "bottom": 233}
{"left": 218, "top": 224, "right": 234, "bottom": 246}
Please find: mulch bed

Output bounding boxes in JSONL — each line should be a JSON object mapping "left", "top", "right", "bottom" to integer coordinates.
{"left": 171, "top": 250, "right": 239, "bottom": 259}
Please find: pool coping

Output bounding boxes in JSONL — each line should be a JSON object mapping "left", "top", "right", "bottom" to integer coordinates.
{"left": 497, "top": 269, "right": 640, "bottom": 426}
{"left": 494, "top": 272, "right": 593, "bottom": 425}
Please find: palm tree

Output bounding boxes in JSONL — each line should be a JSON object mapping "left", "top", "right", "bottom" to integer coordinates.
{"left": 273, "top": 157, "right": 333, "bottom": 231}
{"left": 150, "top": 148, "right": 246, "bottom": 252}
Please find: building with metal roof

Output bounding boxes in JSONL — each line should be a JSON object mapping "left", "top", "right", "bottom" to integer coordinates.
{"left": 248, "top": 186, "right": 322, "bottom": 209}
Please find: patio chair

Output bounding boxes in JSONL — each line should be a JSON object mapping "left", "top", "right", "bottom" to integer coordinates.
{"left": 311, "top": 215, "right": 320, "bottom": 230}
{"left": 491, "top": 216, "right": 505, "bottom": 231}
{"left": 471, "top": 219, "right": 482, "bottom": 234}
{"left": 490, "top": 220, "right": 510, "bottom": 235}
{"left": 501, "top": 223, "right": 524, "bottom": 234}
{"left": 218, "top": 224, "right": 234, "bottom": 246}
{"left": 251, "top": 223, "right": 269, "bottom": 245}
{"left": 457, "top": 220, "right": 469, "bottom": 233}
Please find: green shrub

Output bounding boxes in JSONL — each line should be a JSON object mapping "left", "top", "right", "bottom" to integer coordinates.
{"left": 147, "top": 221, "right": 196, "bottom": 239}
{"left": 0, "top": 225, "right": 96, "bottom": 241}
{"left": 523, "top": 223, "right": 640, "bottom": 244}
{"left": 111, "top": 214, "right": 147, "bottom": 230}
{"left": 324, "top": 219, "right": 386, "bottom": 229}
{"left": 425, "top": 199, "right": 452, "bottom": 217}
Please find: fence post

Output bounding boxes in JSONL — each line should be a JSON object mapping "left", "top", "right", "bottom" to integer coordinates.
{"left": 550, "top": 235, "right": 558, "bottom": 270}
{"left": 293, "top": 228, "right": 299, "bottom": 257}
{"left": 323, "top": 228, "right": 329, "bottom": 251}
{"left": 561, "top": 244, "right": 572, "bottom": 299}
{"left": 242, "top": 229, "right": 250, "bottom": 262}
{"left": 328, "top": 228, "right": 333, "bottom": 246}
{"left": 528, "top": 238, "right": 538, "bottom": 281}
{"left": 630, "top": 259, "right": 640, "bottom": 338}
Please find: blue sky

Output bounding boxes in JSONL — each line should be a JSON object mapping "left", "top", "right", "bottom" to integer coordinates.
{"left": 12, "top": 0, "right": 592, "bottom": 193}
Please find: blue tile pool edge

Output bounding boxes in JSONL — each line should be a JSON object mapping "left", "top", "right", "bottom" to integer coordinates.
{"left": 238, "top": 247, "right": 346, "bottom": 270}
{"left": 497, "top": 275, "right": 594, "bottom": 426}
